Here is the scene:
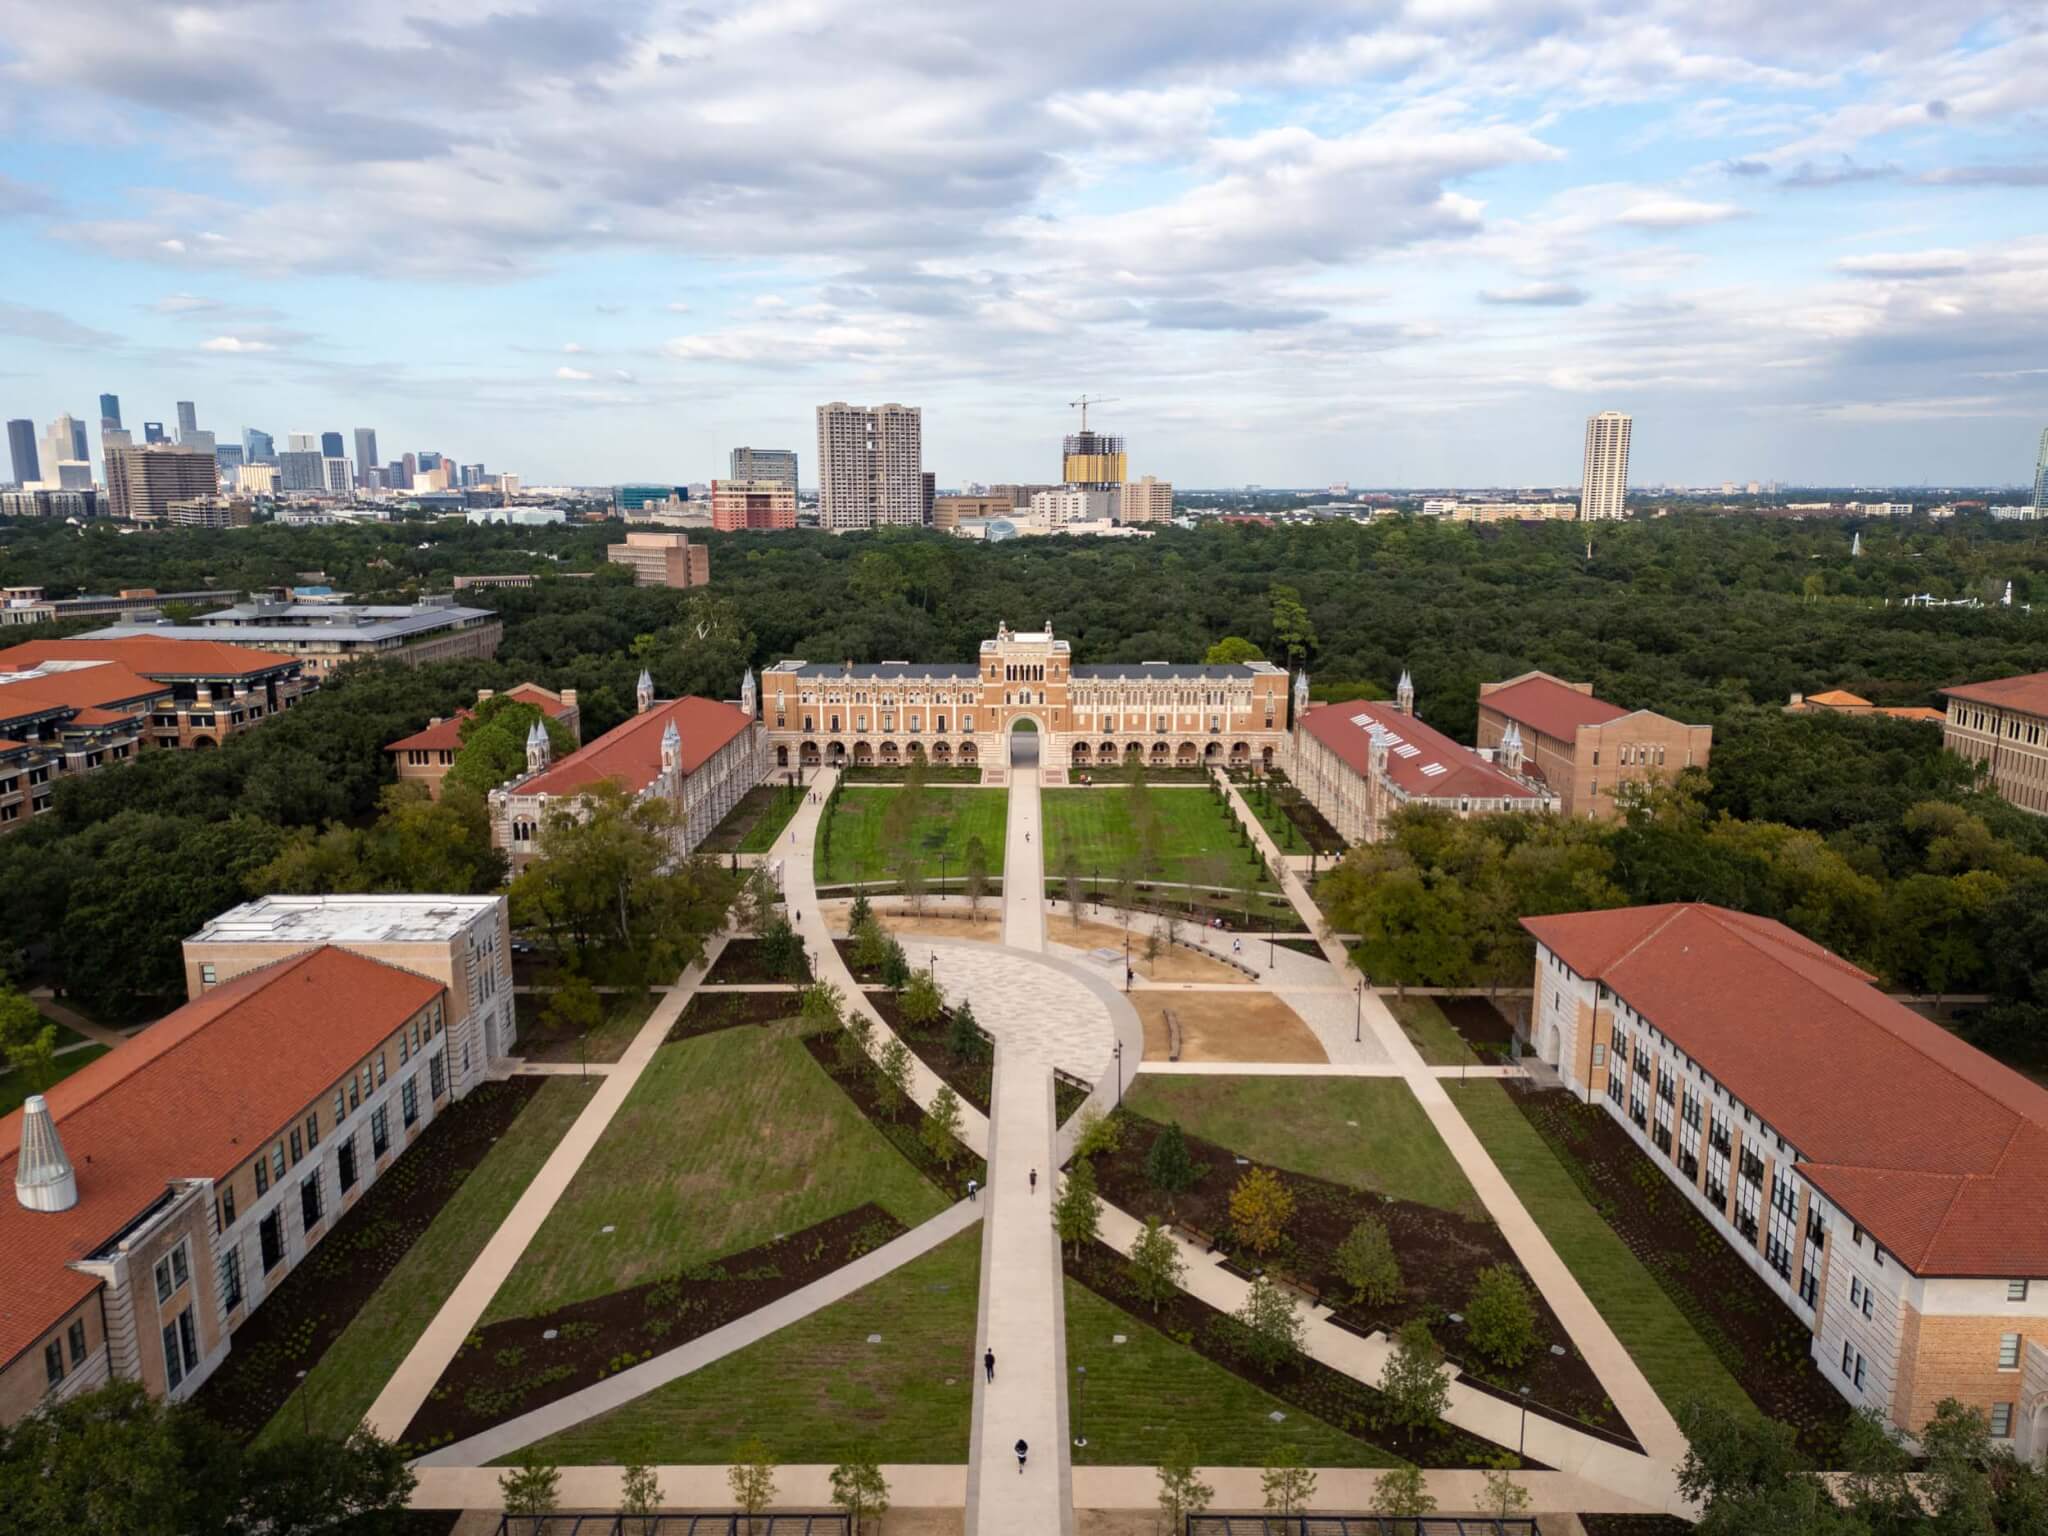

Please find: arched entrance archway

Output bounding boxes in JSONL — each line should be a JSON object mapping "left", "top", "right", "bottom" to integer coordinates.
{"left": 1008, "top": 715, "right": 1042, "bottom": 770}
{"left": 1544, "top": 1024, "right": 1562, "bottom": 1065}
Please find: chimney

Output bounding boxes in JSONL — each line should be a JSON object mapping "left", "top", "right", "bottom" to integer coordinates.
{"left": 15, "top": 1095, "right": 79, "bottom": 1213}
{"left": 561, "top": 688, "right": 577, "bottom": 709}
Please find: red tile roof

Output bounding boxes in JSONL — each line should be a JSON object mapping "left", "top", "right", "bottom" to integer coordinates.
{"left": 0, "top": 637, "right": 300, "bottom": 680}
{"left": 0, "top": 661, "right": 171, "bottom": 728}
{"left": 1524, "top": 904, "right": 2048, "bottom": 1276}
{"left": 516, "top": 696, "right": 751, "bottom": 798}
{"left": 0, "top": 948, "right": 443, "bottom": 1369}
{"left": 1298, "top": 701, "right": 1547, "bottom": 804}
{"left": 1940, "top": 670, "right": 2048, "bottom": 717}
{"left": 385, "top": 684, "right": 575, "bottom": 755}
{"left": 1479, "top": 672, "right": 1629, "bottom": 741}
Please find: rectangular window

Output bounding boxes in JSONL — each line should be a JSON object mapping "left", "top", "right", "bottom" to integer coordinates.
{"left": 45, "top": 1339, "right": 64, "bottom": 1386}
{"left": 220, "top": 1247, "right": 243, "bottom": 1313}
{"left": 401, "top": 1075, "right": 420, "bottom": 1128}
{"left": 1850, "top": 1277, "right": 1862, "bottom": 1308}
{"left": 2010, "top": 1280, "right": 2030, "bottom": 1303}
{"left": 259, "top": 1211, "right": 284, "bottom": 1273}
{"left": 68, "top": 1318, "right": 86, "bottom": 1366}
{"left": 1842, "top": 1340, "right": 1854, "bottom": 1376}
{"left": 161, "top": 1307, "right": 197, "bottom": 1390}
{"left": 348, "top": 1076, "right": 360, "bottom": 1112}
{"left": 398, "top": 1030, "right": 409, "bottom": 1064}
{"left": 1991, "top": 1403, "right": 2013, "bottom": 1439}
{"left": 338, "top": 1133, "right": 357, "bottom": 1192}
{"left": 254, "top": 1157, "right": 267, "bottom": 1197}
{"left": 271, "top": 1143, "right": 286, "bottom": 1182}
{"left": 305, "top": 1112, "right": 318, "bottom": 1150}
{"left": 371, "top": 1105, "right": 390, "bottom": 1157}
{"left": 154, "top": 1242, "right": 189, "bottom": 1303}
{"left": 300, "top": 1171, "right": 323, "bottom": 1232}
{"left": 289, "top": 1127, "right": 302, "bottom": 1165}
{"left": 199, "top": 963, "right": 217, "bottom": 987}
{"left": 1999, "top": 1333, "right": 2021, "bottom": 1370}
{"left": 1854, "top": 1354, "right": 1866, "bottom": 1390}
{"left": 1863, "top": 1287, "right": 1873, "bottom": 1319}
{"left": 333, "top": 1089, "right": 345, "bottom": 1123}
{"left": 375, "top": 1053, "right": 387, "bottom": 1087}
{"left": 429, "top": 1051, "right": 446, "bottom": 1101}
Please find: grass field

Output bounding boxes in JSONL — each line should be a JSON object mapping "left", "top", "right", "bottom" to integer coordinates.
{"left": 517, "top": 1226, "right": 981, "bottom": 1465}
{"left": 0, "top": 1044, "right": 109, "bottom": 1118}
{"left": 1066, "top": 1278, "right": 1398, "bottom": 1467}
{"left": 1124, "top": 1075, "right": 1482, "bottom": 1219}
{"left": 483, "top": 1022, "right": 948, "bottom": 1322}
{"left": 1043, "top": 787, "right": 1275, "bottom": 891}
{"left": 1445, "top": 1079, "right": 1758, "bottom": 1426}
{"left": 257, "top": 1077, "right": 601, "bottom": 1445}
{"left": 816, "top": 786, "right": 1008, "bottom": 887}
{"left": 1386, "top": 997, "right": 1480, "bottom": 1067}
{"left": 699, "top": 784, "right": 804, "bottom": 854}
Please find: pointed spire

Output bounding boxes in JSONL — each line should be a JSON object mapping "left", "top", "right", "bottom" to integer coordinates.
{"left": 15, "top": 1095, "right": 78, "bottom": 1213}
{"left": 1292, "top": 668, "right": 1309, "bottom": 721}
{"left": 525, "top": 718, "right": 551, "bottom": 774}
{"left": 636, "top": 669, "right": 655, "bottom": 715}
{"left": 660, "top": 718, "right": 681, "bottom": 773}
{"left": 1396, "top": 668, "right": 1415, "bottom": 716}
{"left": 740, "top": 667, "right": 757, "bottom": 719}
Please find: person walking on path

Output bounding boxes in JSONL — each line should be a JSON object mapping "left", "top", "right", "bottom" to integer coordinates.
{"left": 984, "top": 1348, "right": 996, "bottom": 1382}
{"left": 1029, "top": 1167, "right": 1038, "bottom": 1194}
{"left": 967, "top": 1176, "right": 979, "bottom": 1202}
{"left": 1015, "top": 1438, "right": 1028, "bottom": 1473}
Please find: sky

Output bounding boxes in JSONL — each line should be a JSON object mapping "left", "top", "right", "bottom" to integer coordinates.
{"left": 1, "top": 1, "right": 2045, "bottom": 490}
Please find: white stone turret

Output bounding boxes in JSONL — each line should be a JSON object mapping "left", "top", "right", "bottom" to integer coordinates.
{"left": 1293, "top": 668, "right": 1309, "bottom": 721}
{"left": 15, "top": 1094, "right": 78, "bottom": 1213}
{"left": 525, "top": 719, "right": 551, "bottom": 775}
{"left": 740, "top": 667, "right": 757, "bottom": 719}
{"left": 636, "top": 669, "right": 655, "bottom": 715}
{"left": 2004, "top": 580, "right": 2013, "bottom": 607}
{"left": 1396, "top": 668, "right": 1415, "bottom": 716}
{"left": 661, "top": 718, "right": 681, "bottom": 775}
{"left": 1501, "top": 721, "right": 1525, "bottom": 775}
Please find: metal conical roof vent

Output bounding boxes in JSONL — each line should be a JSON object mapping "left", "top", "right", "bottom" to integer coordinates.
{"left": 15, "top": 1094, "right": 78, "bottom": 1213}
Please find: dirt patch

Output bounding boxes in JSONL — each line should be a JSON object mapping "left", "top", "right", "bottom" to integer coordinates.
{"left": 705, "top": 938, "right": 813, "bottom": 985}
{"left": 1091, "top": 1110, "right": 1637, "bottom": 1446}
{"left": 189, "top": 1078, "right": 546, "bottom": 1440}
{"left": 878, "top": 911, "right": 1006, "bottom": 943}
{"left": 1440, "top": 997, "right": 1520, "bottom": 1054}
{"left": 1048, "top": 916, "right": 1251, "bottom": 984}
{"left": 1580, "top": 1518, "right": 1697, "bottom": 1535}
{"left": 1505, "top": 1083, "right": 1852, "bottom": 1457}
{"left": 1136, "top": 992, "right": 1326, "bottom": 1063}
{"left": 402, "top": 1205, "right": 907, "bottom": 1452}
{"left": 667, "top": 991, "right": 798, "bottom": 1041}
{"left": 800, "top": 1032, "right": 986, "bottom": 1201}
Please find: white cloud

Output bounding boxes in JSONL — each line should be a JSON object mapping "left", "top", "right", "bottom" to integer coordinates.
{"left": 554, "top": 365, "right": 594, "bottom": 380}
{"left": 200, "top": 335, "right": 272, "bottom": 352}
{"left": 562, "top": 341, "right": 586, "bottom": 353}
{"left": 1611, "top": 195, "right": 1744, "bottom": 230}
{"left": 1833, "top": 249, "right": 1971, "bottom": 279}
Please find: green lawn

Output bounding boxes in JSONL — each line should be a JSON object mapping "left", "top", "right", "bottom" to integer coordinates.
{"left": 1067, "top": 1279, "right": 1398, "bottom": 1467}
{"left": 1444, "top": 1079, "right": 1758, "bottom": 1427}
{"left": 815, "top": 786, "right": 1008, "bottom": 887}
{"left": 514, "top": 990, "right": 657, "bottom": 1064}
{"left": 256, "top": 1076, "right": 601, "bottom": 1446}
{"left": 518, "top": 1227, "right": 982, "bottom": 1465}
{"left": 483, "top": 1023, "right": 948, "bottom": 1322}
{"left": 0, "top": 1044, "right": 109, "bottom": 1118}
{"left": 1043, "top": 786, "right": 1275, "bottom": 891}
{"left": 1124, "top": 1076, "right": 1482, "bottom": 1219}
{"left": 699, "top": 784, "right": 805, "bottom": 854}
{"left": 1386, "top": 997, "right": 1480, "bottom": 1067}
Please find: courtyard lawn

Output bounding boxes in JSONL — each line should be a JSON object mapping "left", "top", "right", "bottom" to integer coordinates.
{"left": 1066, "top": 1278, "right": 1398, "bottom": 1468}
{"left": 815, "top": 785, "right": 1008, "bottom": 888}
{"left": 256, "top": 1076, "right": 601, "bottom": 1446}
{"left": 698, "top": 783, "right": 805, "bottom": 855}
{"left": 517, "top": 1226, "right": 982, "bottom": 1466}
{"left": 1445, "top": 1079, "right": 1758, "bottom": 1428}
{"left": 1043, "top": 786, "right": 1275, "bottom": 892}
{"left": 1123, "top": 1075, "right": 1483, "bottom": 1220}
{"left": 482, "top": 1021, "right": 948, "bottom": 1323}
{"left": 1386, "top": 997, "right": 1481, "bottom": 1067}
{"left": 513, "top": 990, "right": 658, "bottom": 1065}
{"left": 0, "top": 1045, "right": 109, "bottom": 1118}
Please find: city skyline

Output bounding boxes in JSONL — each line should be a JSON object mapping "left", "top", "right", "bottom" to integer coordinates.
{"left": 1, "top": 4, "right": 2045, "bottom": 487}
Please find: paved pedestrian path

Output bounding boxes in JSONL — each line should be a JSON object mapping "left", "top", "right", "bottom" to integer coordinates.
{"left": 360, "top": 934, "right": 728, "bottom": 1442}
{"left": 417, "top": 1200, "right": 982, "bottom": 1467}
{"left": 1134, "top": 1060, "right": 1525, "bottom": 1079}
{"left": 27, "top": 990, "right": 131, "bottom": 1048}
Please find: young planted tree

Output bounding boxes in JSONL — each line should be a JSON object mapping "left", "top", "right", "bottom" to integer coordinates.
{"left": 1058, "top": 847, "right": 1084, "bottom": 918}
{"left": 1125, "top": 1215, "right": 1186, "bottom": 1312}
{"left": 878, "top": 938, "right": 911, "bottom": 994}
{"left": 1466, "top": 1264, "right": 1540, "bottom": 1368}
{"left": 838, "top": 1009, "right": 876, "bottom": 1072}
{"left": 899, "top": 968, "right": 944, "bottom": 1030}
{"left": 799, "top": 979, "right": 846, "bottom": 1033}
{"left": 1372, "top": 1464, "right": 1436, "bottom": 1519}
{"left": 848, "top": 889, "right": 873, "bottom": 933}
{"left": 1144, "top": 1121, "right": 1199, "bottom": 1211}
{"left": 1073, "top": 1106, "right": 1123, "bottom": 1160}
{"left": 1227, "top": 1166, "right": 1295, "bottom": 1257}
{"left": 1052, "top": 1157, "right": 1102, "bottom": 1259}
{"left": 1334, "top": 1215, "right": 1403, "bottom": 1309}
{"left": 728, "top": 1439, "right": 778, "bottom": 1536}
{"left": 1155, "top": 1437, "right": 1215, "bottom": 1530}
{"left": 1483, "top": 1463, "right": 1533, "bottom": 1519}
{"left": 947, "top": 998, "right": 988, "bottom": 1063}
{"left": 542, "top": 969, "right": 605, "bottom": 1049}
{"left": 1233, "top": 1275, "right": 1306, "bottom": 1373}
{"left": 922, "top": 1085, "right": 964, "bottom": 1167}
{"left": 829, "top": 1459, "right": 890, "bottom": 1535}
{"left": 1378, "top": 1320, "right": 1451, "bottom": 1432}
{"left": 619, "top": 1462, "right": 661, "bottom": 1535}
{"left": 964, "top": 835, "right": 990, "bottom": 922}
{"left": 499, "top": 1452, "right": 561, "bottom": 1519}
{"left": 757, "top": 914, "right": 805, "bottom": 980}
{"left": 1261, "top": 1445, "right": 1317, "bottom": 1518}
{"left": 876, "top": 1038, "right": 913, "bottom": 1116}
{"left": 850, "top": 914, "right": 892, "bottom": 972}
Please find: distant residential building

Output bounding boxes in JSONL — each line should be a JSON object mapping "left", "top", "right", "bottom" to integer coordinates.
{"left": 1476, "top": 671, "right": 1712, "bottom": 820}
{"left": 1027, "top": 487, "right": 1116, "bottom": 527}
{"left": 606, "top": 530, "right": 711, "bottom": 588}
{"left": 611, "top": 484, "right": 686, "bottom": 514}
{"left": 0, "top": 587, "right": 238, "bottom": 628}
{"left": 1579, "top": 411, "right": 1632, "bottom": 521}
{"left": 490, "top": 682, "right": 762, "bottom": 872}
{"left": 1291, "top": 681, "right": 1556, "bottom": 843}
{"left": 242, "top": 428, "right": 274, "bottom": 463}
{"left": 276, "top": 450, "right": 326, "bottom": 493}
{"left": 98, "top": 394, "right": 120, "bottom": 430}
{"left": 1940, "top": 671, "right": 2048, "bottom": 817}
{"left": 0, "top": 488, "right": 99, "bottom": 522}
{"left": 2033, "top": 427, "right": 2047, "bottom": 518}
{"left": 710, "top": 478, "right": 797, "bottom": 531}
{"left": 1120, "top": 476, "right": 1173, "bottom": 524}
{"left": 815, "top": 402, "right": 922, "bottom": 529}
{"left": 1419, "top": 498, "right": 1458, "bottom": 517}
{"left": 985, "top": 483, "right": 1058, "bottom": 509}
{"left": 729, "top": 447, "right": 797, "bottom": 493}
{"left": 932, "top": 493, "right": 1013, "bottom": 530}
{"left": 321, "top": 457, "right": 352, "bottom": 497}
{"left": 353, "top": 429, "right": 379, "bottom": 488}
{"left": 1451, "top": 501, "right": 1578, "bottom": 523}
{"left": 385, "top": 682, "right": 581, "bottom": 799}
{"left": 1785, "top": 689, "right": 1945, "bottom": 725}
{"left": 449, "top": 573, "right": 541, "bottom": 591}
{"left": 106, "top": 443, "right": 219, "bottom": 524}
{"left": 235, "top": 464, "right": 280, "bottom": 496}
{"left": 86, "top": 599, "right": 502, "bottom": 679}
{"left": 167, "top": 497, "right": 256, "bottom": 530}
{"left": 5, "top": 420, "right": 38, "bottom": 486}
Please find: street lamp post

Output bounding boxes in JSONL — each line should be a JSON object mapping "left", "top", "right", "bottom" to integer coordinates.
{"left": 296, "top": 1369, "right": 310, "bottom": 1437}
{"left": 939, "top": 849, "right": 948, "bottom": 901}
{"left": 1073, "top": 1364, "right": 1088, "bottom": 1447}
{"left": 1113, "top": 1040, "right": 1123, "bottom": 1107}
{"left": 1519, "top": 1384, "right": 1530, "bottom": 1461}
{"left": 1354, "top": 978, "right": 1363, "bottom": 1043}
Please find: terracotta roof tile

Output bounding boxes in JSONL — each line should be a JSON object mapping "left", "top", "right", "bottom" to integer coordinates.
{"left": 1298, "top": 701, "right": 1547, "bottom": 804}
{"left": 1479, "top": 672, "right": 1630, "bottom": 741}
{"left": 0, "top": 662, "right": 171, "bottom": 727}
{"left": 516, "top": 697, "right": 750, "bottom": 799}
{"left": 385, "top": 684, "right": 574, "bottom": 755}
{"left": 0, "top": 948, "right": 443, "bottom": 1369}
{"left": 0, "top": 637, "right": 300, "bottom": 680}
{"left": 1939, "top": 671, "right": 2048, "bottom": 716}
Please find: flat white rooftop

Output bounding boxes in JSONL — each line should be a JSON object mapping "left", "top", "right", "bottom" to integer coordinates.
{"left": 188, "top": 894, "right": 502, "bottom": 946}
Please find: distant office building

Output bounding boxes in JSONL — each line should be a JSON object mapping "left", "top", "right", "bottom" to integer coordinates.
{"left": 175, "top": 402, "right": 198, "bottom": 439}
{"left": 606, "top": 531, "right": 711, "bottom": 588}
{"left": 460, "top": 463, "right": 485, "bottom": 488}
{"left": 106, "top": 443, "right": 218, "bottom": 524}
{"left": 1062, "top": 429, "right": 1126, "bottom": 490}
{"left": 286, "top": 433, "right": 318, "bottom": 453}
{"left": 710, "top": 479, "right": 797, "bottom": 531}
{"left": 243, "top": 428, "right": 275, "bottom": 463}
{"left": 277, "top": 451, "right": 326, "bottom": 493}
{"left": 144, "top": 422, "right": 167, "bottom": 445}
{"left": 215, "top": 443, "right": 245, "bottom": 476}
{"left": 986, "top": 483, "right": 1058, "bottom": 509}
{"left": 729, "top": 447, "right": 798, "bottom": 493}
{"left": 932, "top": 493, "right": 1013, "bottom": 530}
{"left": 235, "top": 464, "right": 280, "bottom": 495}
{"left": 1121, "top": 476, "right": 1172, "bottom": 524}
{"left": 179, "top": 431, "right": 215, "bottom": 460}
{"left": 1028, "top": 487, "right": 1117, "bottom": 527}
{"left": 5, "top": 420, "right": 36, "bottom": 486}
{"left": 612, "top": 484, "right": 685, "bottom": 513}
{"left": 316, "top": 432, "right": 341, "bottom": 459}
{"left": 922, "top": 471, "right": 935, "bottom": 525}
{"left": 417, "top": 451, "right": 442, "bottom": 473}
{"left": 52, "top": 462, "right": 93, "bottom": 491}
{"left": 1580, "top": 411, "right": 1632, "bottom": 521}
{"left": 1451, "top": 501, "right": 1578, "bottom": 523}
{"left": 353, "top": 430, "right": 379, "bottom": 488}
{"left": 98, "top": 394, "right": 121, "bottom": 430}
{"left": 42, "top": 416, "right": 87, "bottom": 482}
{"left": 69, "top": 418, "right": 88, "bottom": 464}
{"left": 2034, "top": 427, "right": 2048, "bottom": 518}
{"left": 321, "top": 458, "right": 351, "bottom": 497}
{"left": 815, "top": 402, "right": 922, "bottom": 529}
{"left": 401, "top": 452, "right": 417, "bottom": 486}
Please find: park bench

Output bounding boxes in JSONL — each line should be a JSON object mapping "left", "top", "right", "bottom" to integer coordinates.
{"left": 1271, "top": 1272, "right": 1323, "bottom": 1308}
{"left": 1164, "top": 1008, "right": 1183, "bottom": 1061}
{"left": 1172, "top": 1220, "right": 1219, "bottom": 1254}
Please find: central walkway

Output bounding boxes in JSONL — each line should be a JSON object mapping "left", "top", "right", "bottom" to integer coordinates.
{"left": 966, "top": 740, "right": 1073, "bottom": 1535}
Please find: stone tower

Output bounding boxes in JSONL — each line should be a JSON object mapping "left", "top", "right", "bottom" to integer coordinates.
{"left": 637, "top": 669, "right": 655, "bottom": 715}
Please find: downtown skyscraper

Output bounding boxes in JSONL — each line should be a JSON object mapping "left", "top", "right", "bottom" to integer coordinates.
{"left": 1579, "top": 410, "right": 1632, "bottom": 521}
{"left": 353, "top": 428, "right": 379, "bottom": 488}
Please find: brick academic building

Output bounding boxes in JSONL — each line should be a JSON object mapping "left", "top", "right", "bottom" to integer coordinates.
{"left": 759, "top": 621, "right": 1292, "bottom": 785}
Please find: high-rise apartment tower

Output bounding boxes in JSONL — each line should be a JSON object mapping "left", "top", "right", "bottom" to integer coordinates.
{"left": 1579, "top": 411, "right": 1632, "bottom": 521}
{"left": 815, "top": 403, "right": 923, "bottom": 529}
{"left": 729, "top": 447, "right": 798, "bottom": 493}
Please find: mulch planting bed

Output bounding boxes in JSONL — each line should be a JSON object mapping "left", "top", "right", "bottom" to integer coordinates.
{"left": 190, "top": 1078, "right": 546, "bottom": 1440}
{"left": 1092, "top": 1111, "right": 1637, "bottom": 1448}
{"left": 1505, "top": 1082, "right": 1852, "bottom": 1456}
{"left": 1580, "top": 1517, "right": 1697, "bottom": 1535}
{"left": 1438, "top": 997, "right": 1520, "bottom": 1056}
{"left": 834, "top": 938, "right": 882, "bottom": 983}
{"left": 869, "top": 992, "right": 994, "bottom": 1114}
{"left": 704, "top": 938, "right": 813, "bottom": 985}
{"left": 667, "top": 991, "right": 798, "bottom": 1042}
{"left": 1067, "top": 1240, "right": 1523, "bottom": 1469}
{"left": 1272, "top": 937, "right": 1326, "bottom": 957}
{"left": 800, "top": 1031, "right": 987, "bottom": 1201}
{"left": 1055, "top": 1072, "right": 1090, "bottom": 1127}
{"left": 401, "top": 1204, "right": 906, "bottom": 1453}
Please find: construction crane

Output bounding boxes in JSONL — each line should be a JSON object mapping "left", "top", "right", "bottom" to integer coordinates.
{"left": 1068, "top": 394, "right": 1120, "bottom": 432}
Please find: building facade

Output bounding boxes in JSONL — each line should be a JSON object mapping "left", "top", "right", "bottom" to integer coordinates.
{"left": 1579, "top": 411, "right": 1632, "bottom": 521}
{"left": 709, "top": 478, "right": 797, "bottom": 531}
{"left": 489, "top": 677, "right": 763, "bottom": 872}
{"left": 1941, "top": 671, "right": 2048, "bottom": 816}
{"left": 0, "top": 488, "right": 100, "bottom": 521}
{"left": 2034, "top": 427, "right": 2047, "bottom": 519}
{"left": 932, "top": 494, "right": 1014, "bottom": 530}
{"left": 1291, "top": 673, "right": 1556, "bottom": 843}
{"left": 1027, "top": 487, "right": 1117, "bottom": 527}
{"left": 384, "top": 682, "right": 582, "bottom": 798}
{"left": 107, "top": 443, "right": 219, "bottom": 524}
{"left": 0, "top": 946, "right": 484, "bottom": 1425}
{"left": 1120, "top": 477, "right": 1173, "bottom": 524}
{"left": 1062, "top": 429, "right": 1126, "bottom": 490}
{"left": 760, "top": 621, "right": 1291, "bottom": 786}
{"left": 1476, "top": 671, "right": 1712, "bottom": 820}
{"left": 86, "top": 600, "right": 502, "bottom": 679}
{"left": 6, "top": 420, "right": 39, "bottom": 486}
{"left": 1526, "top": 903, "right": 2048, "bottom": 1458}
{"left": 730, "top": 447, "right": 798, "bottom": 494}
{"left": 606, "top": 530, "right": 711, "bottom": 587}
{"left": 815, "top": 402, "right": 923, "bottom": 529}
